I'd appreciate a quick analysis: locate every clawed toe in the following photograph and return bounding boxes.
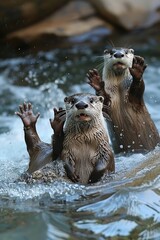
[130,55,147,81]
[133,56,146,68]
[16,102,39,127]
[18,102,32,113]
[87,69,99,78]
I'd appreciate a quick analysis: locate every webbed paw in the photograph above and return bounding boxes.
[129,56,147,81]
[50,108,66,135]
[87,69,104,91]
[15,102,40,128]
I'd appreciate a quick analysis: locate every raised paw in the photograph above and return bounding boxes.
[129,55,147,81]
[15,102,40,128]
[50,107,66,135]
[86,69,103,91]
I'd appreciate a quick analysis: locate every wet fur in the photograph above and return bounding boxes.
[88,48,160,154]
[62,93,114,184]
[106,81,159,153]
[17,94,114,184]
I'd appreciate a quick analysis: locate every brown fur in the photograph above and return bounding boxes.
[87,48,160,154]
[62,93,114,184]
[16,94,114,184]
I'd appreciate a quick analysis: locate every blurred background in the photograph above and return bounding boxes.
[0,0,160,55]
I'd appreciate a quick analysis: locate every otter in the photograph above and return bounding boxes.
[62,93,114,184]
[16,93,114,184]
[87,48,160,154]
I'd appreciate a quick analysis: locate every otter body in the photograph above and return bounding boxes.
[61,93,114,184]
[16,93,114,184]
[87,48,160,154]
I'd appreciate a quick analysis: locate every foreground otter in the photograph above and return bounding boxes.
[87,48,160,154]
[62,93,114,184]
[16,93,114,184]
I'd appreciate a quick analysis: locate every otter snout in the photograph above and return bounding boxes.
[75,101,88,110]
[114,51,124,58]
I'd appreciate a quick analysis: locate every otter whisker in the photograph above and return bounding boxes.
[107,39,115,48]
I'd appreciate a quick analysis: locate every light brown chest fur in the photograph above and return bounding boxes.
[61,129,109,184]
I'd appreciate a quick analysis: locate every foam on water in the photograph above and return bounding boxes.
[1,112,159,204]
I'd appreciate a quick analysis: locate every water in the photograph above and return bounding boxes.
[0,43,160,239]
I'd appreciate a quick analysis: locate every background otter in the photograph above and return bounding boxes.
[16,93,114,184]
[87,48,160,154]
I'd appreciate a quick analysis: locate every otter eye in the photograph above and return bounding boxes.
[90,98,94,103]
[109,49,116,55]
[130,49,134,54]
[71,98,75,105]
[125,49,129,54]
[64,97,68,102]
[99,96,104,103]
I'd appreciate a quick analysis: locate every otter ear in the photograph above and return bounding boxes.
[64,97,68,102]
[129,49,134,54]
[99,96,104,103]
[104,49,109,54]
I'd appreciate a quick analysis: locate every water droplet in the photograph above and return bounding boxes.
[54,63,58,67]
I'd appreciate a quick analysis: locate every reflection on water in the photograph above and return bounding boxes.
[0,45,160,239]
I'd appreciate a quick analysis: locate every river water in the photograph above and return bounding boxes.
[0,40,160,239]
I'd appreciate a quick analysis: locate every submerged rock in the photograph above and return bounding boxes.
[6,0,112,47]
[1,0,160,53]
[0,0,68,36]
[88,0,160,30]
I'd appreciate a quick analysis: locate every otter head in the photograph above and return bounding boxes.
[103,48,134,78]
[64,93,104,125]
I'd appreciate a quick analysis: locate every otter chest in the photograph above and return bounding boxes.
[61,135,99,184]
[106,86,126,114]
[62,136,98,164]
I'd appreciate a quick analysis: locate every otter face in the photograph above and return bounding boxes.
[103,48,134,75]
[64,93,104,122]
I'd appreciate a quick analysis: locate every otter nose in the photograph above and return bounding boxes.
[75,101,88,109]
[114,52,124,58]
